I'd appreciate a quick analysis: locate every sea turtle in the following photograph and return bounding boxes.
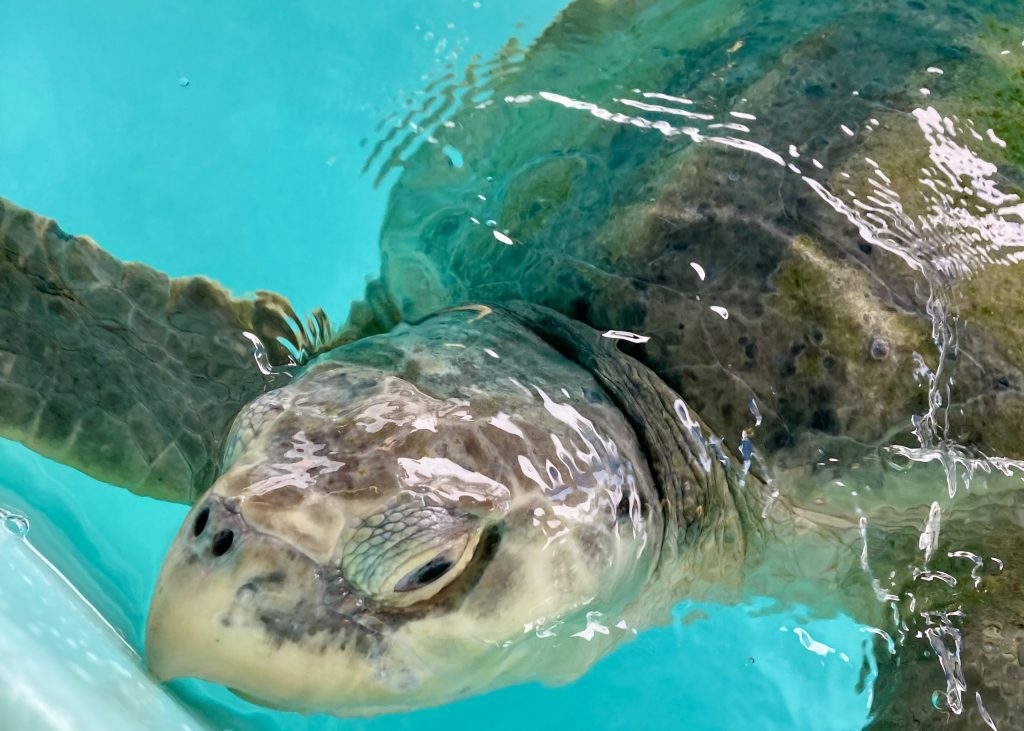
[3,0,1024,727]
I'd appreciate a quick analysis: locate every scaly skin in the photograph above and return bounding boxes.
[0,198,304,501]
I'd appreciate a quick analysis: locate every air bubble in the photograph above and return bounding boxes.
[1,510,28,537]
[177,76,190,88]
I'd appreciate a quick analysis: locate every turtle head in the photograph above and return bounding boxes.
[146,314,664,716]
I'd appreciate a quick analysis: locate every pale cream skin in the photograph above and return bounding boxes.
[146,312,669,716]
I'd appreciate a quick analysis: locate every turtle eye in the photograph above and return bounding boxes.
[394,553,456,593]
[342,507,484,605]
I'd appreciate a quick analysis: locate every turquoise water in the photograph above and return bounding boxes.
[0,437,871,730]
[0,1,907,728]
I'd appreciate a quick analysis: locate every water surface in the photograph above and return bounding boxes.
[5,0,1024,728]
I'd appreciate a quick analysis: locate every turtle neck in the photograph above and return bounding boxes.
[493,300,772,566]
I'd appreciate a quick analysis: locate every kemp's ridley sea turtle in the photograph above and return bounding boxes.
[4,0,1024,728]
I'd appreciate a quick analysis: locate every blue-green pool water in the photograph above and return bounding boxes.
[0,2,882,728]
[0,436,872,730]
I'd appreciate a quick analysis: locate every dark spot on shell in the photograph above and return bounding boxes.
[744,341,758,359]
[766,428,795,452]
[823,355,836,370]
[811,408,839,434]
[804,84,826,98]
[858,242,873,255]
[790,342,806,356]
[780,360,797,378]
[869,338,890,360]
[938,45,965,61]
[809,327,825,345]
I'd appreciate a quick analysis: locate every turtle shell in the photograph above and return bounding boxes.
[375,0,1024,460]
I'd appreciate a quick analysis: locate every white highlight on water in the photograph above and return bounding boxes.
[602,330,651,344]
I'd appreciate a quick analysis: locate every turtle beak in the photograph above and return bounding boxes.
[144,494,407,714]
[146,496,260,684]
[146,564,278,689]
[146,563,235,683]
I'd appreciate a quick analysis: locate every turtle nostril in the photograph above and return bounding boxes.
[192,507,210,537]
[211,529,234,557]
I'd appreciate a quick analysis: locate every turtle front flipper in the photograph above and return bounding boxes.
[0,197,305,503]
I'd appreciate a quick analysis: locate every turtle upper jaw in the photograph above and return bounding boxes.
[143,491,596,717]
[145,495,407,714]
